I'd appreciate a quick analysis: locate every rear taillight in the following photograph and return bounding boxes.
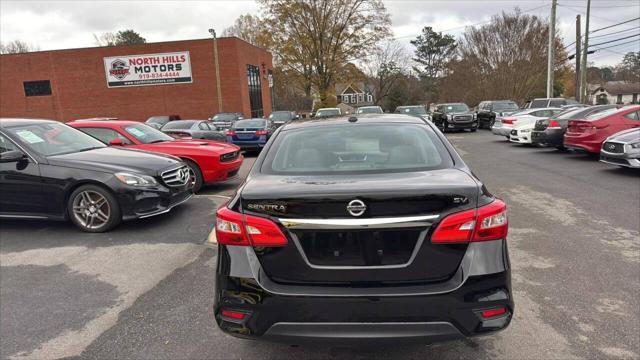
[431,199,508,244]
[215,207,288,247]
[255,129,268,136]
[548,120,561,129]
[502,119,515,125]
[226,130,236,136]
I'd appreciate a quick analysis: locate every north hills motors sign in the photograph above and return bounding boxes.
[103,51,192,88]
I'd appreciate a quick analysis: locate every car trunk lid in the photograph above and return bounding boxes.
[241,169,479,285]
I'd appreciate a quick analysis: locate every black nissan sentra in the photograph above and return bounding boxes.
[214,114,512,343]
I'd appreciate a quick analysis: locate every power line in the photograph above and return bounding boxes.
[592,38,640,51]
[590,17,640,33]
[589,26,640,39]
[557,4,618,22]
[589,33,640,47]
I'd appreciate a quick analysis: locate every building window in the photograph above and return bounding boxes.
[617,94,623,104]
[633,93,638,104]
[247,65,263,118]
[23,80,52,97]
[358,94,363,102]
[367,94,373,102]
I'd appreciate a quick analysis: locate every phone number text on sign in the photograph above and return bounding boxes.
[103,51,193,88]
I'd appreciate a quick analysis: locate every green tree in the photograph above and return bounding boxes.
[411,27,457,79]
[94,30,146,46]
[260,0,392,107]
[615,52,640,82]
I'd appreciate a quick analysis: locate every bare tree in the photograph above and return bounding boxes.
[222,14,270,48]
[363,40,410,106]
[0,40,39,54]
[439,10,568,105]
[260,0,392,107]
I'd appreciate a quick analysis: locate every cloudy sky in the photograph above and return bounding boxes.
[1,0,638,67]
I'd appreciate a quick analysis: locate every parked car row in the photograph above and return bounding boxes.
[0,117,244,232]
[490,105,640,169]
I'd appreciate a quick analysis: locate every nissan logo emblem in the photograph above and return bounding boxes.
[346,199,367,217]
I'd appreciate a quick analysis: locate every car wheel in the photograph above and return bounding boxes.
[470,128,477,132]
[490,119,495,128]
[438,121,447,133]
[184,159,203,193]
[555,146,567,151]
[68,185,121,233]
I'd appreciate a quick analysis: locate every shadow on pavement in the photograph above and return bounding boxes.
[0,196,220,252]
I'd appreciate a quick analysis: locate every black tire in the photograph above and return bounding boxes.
[184,159,203,193]
[555,145,567,151]
[68,184,121,233]
[470,128,477,132]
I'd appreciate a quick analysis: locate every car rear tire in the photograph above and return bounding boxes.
[68,184,121,233]
[470,128,477,132]
[184,159,203,193]
[555,146,567,151]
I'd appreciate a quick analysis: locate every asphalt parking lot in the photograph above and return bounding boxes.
[1,131,638,360]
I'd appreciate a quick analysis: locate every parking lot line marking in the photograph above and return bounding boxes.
[206,227,218,245]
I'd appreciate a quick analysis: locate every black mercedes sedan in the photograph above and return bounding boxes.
[213,114,512,344]
[0,119,193,232]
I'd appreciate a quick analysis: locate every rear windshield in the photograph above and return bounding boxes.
[530,99,549,108]
[162,121,195,129]
[147,116,169,124]
[586,107,625,120]
[492,102,519,111]
[357,107,383,114]
[213,113,241,121]
[233,119,266,128]
[396,106,427,115]
[262,124,452,175]
[316,109,340,117]
[269,112,292,121]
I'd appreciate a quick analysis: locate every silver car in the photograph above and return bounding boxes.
[160,120,226,142]
[492,108,563,138]
[600,128,640,168]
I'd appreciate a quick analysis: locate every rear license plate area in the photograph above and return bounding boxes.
[294,229,422,267]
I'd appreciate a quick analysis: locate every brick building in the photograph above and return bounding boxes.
[0,37,273,122]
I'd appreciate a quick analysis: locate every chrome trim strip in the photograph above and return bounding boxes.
[278,215,439,229]
[137,193,193,219]
[288,229,429,270]
[0,214,48,219]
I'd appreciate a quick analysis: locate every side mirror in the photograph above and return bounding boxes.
[0,150,26,163]
[109,138,124,146]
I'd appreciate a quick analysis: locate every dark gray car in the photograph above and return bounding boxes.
[146,115,181,129]
[209,112,244,130]
[161,120,226,142]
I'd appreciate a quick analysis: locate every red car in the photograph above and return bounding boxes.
[564,105,640,154]
[68,120,243,191]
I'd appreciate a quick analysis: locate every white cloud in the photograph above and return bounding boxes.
[0,0,637,67]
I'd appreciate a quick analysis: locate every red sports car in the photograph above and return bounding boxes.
[564,105,640,154]
[69,120,243,192]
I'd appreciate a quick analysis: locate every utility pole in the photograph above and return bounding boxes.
[580,0,591,103]
[546,0,557,98]
[209,28,223,112]
[575,15,581,101]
